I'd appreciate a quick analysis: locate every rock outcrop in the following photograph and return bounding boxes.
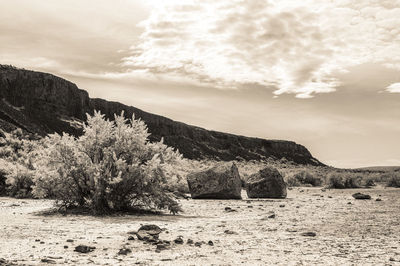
[187,163,242,199]
[245,167,287,198]
[0,65,323,165]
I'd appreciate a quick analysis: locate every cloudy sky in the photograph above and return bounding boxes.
[1,0,400,168]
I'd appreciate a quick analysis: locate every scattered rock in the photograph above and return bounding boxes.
[301,232,317,237]
[268,214,276,219]
[66,239,74,243]
[156,243,169,252]
[208,240,214,246]
[347,202,352,205]
[135,224,162,243]
[194,242,202,247]
[40,258,56,264]
[128,236,135,241]
[352,193,371,200]
[63,246,68,249]
[74,245,96,253]
[245,167,287,198]
[279,204,285,208]
[187,239,194,245]
[224,207,237,212]
[187,163,242,199]
[118,248,132,255]
[376,198,382,201]
[224,230,237,235]
[174,237,184,244]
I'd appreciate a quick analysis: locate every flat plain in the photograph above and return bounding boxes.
[1,186,399,265]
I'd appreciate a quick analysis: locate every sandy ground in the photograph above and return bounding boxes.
[1,187,399,266]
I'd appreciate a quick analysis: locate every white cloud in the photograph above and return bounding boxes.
[123,0,400,98]
[386,83,400,93]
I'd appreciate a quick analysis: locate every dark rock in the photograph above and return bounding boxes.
[187,163,242,199]
[194,242,202,247]
[74,245,96,253]
[224,230,237,235]
[352,193,371,200]
[268,214,276,219]
[0,66,322,165]
[245,167,287,198]
[66,239,74,242]
[64,246,68,249]
[135,224,162,242]
[376,198,382,201]
[156,243,169,251]
[279,204,285,208]
[41,258,56,264]
[187,239,194,245]
[128,236,135,241]
[118,248,132,255]
[174,237,184,244]
[208,240,214,246]
[224,207,236,212]
[301,232,317,237]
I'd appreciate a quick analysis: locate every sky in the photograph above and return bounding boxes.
[1,0,400,168]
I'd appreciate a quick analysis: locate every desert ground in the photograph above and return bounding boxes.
[1,186,399,266]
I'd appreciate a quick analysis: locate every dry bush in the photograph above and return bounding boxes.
[386,173,400,187]
[326,172,362,189]
[287,170,323,187]
[33,111,183,214]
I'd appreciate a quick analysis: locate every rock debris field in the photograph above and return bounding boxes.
[1,187,399,265]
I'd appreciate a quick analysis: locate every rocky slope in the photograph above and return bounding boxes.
[0,65,323,165]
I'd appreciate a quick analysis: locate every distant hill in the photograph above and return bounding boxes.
[355,166,400,173]
[0,64,323,165]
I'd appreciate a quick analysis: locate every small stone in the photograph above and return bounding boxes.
[156,244,168,251]
[66,239,74,243]
[268,214,276,219]
[41,258,56,264]
[187,239,194,245]
[208,240,214,246]
[194,242,202,247]
[224,230,237,235]
[224,207,236,212]
[301,232,317,237]
[376,198,382,201]
[118,248,132,255]
[279,204,285,208]
[40,241,45,244]
[352,193,371,200]
[63,246,68,249]
[347,202,352,205]
[35,239,40,242]
[389,258,395,262]
[174,237,184,244]
[128,236,135,241]
[74,245,96,253]
[247,205,253,208]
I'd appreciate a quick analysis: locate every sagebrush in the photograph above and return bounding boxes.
[33,111,183,214]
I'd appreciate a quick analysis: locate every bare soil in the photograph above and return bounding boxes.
[1,187,399,265]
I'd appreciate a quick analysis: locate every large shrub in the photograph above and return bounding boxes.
[326,173,362,189]
[33,111,183,214]
[286,170,323,187]
[0,129,38,198]
[386,173,400,188]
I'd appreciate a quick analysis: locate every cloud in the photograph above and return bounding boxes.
[386,83,400,93]
[123,0,400,98]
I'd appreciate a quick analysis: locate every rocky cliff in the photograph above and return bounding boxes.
[0,65,323,165]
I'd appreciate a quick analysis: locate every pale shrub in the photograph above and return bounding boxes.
[33,111,183,214]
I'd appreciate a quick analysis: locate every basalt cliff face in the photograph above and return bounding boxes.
[0,65,323,165]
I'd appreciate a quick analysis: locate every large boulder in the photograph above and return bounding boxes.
[245,167,287,198]
[187,163,242,199]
